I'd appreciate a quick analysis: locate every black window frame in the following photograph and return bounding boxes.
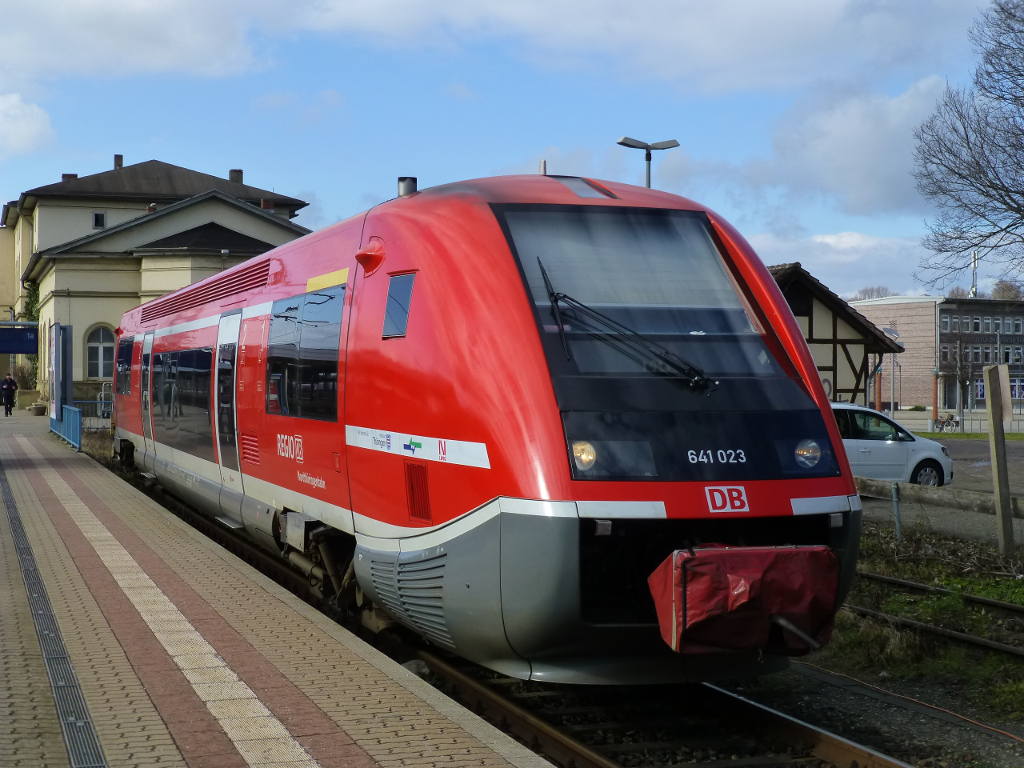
[92,212,106,229]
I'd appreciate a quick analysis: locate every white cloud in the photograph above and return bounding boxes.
[761,77,946,214]
[656,76,947,222]
[293,0,977,92]
[749,231,934,297]
[0,94,53,158]
[0,1,978,93]
[0,1,273,86]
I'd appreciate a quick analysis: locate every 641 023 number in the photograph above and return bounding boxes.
[687,449,747,464]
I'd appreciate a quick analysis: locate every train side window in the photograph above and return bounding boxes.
[266,285,344,421]
[116,336,133,395]
[298,286,344,420]
[383,273,416,338]
[267,296,301,416]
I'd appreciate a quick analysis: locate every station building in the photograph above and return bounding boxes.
[0,156,309,400]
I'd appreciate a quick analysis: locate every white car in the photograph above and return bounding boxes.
[831,403,953,486]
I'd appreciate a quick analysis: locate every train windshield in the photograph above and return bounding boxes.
[499,205,777,378]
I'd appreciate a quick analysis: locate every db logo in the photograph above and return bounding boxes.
[705,486,749,513]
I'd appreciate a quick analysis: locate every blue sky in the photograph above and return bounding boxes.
[0,0,994,297]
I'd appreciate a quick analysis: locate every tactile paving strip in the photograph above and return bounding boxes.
[0,459,107,768]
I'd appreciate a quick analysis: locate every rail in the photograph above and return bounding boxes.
[50,405,82,450]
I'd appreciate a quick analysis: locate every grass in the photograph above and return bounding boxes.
[808,519,1024,721]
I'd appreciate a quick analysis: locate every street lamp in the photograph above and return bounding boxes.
[617,136,679,188]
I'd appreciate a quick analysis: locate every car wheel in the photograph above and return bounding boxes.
[911,460,943,486]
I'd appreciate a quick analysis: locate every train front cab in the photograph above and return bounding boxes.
[352,184,861,684]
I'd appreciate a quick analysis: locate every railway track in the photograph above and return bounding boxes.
[849,570,1024,658]
[416,651,912,768]
[120,468,913,767]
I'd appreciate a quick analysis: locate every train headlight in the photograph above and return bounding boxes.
[794,439,822,469]
[572,440,598,471]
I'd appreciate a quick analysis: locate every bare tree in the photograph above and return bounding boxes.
[914,1,1024,281]
[947,285,971,298]
[851,285,895,300]
[991,279,1024,299]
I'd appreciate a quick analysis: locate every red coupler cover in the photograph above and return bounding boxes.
[647,545,838,654]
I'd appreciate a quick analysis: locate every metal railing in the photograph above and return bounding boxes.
[72,400,112,419]
[50,405,82,450]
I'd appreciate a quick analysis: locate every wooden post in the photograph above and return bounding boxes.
[931,371,939,431]
[984,364,1015,554]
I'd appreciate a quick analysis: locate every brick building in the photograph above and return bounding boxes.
[851,295,1024,412]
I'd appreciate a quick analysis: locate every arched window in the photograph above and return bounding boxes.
[87,326,115,378]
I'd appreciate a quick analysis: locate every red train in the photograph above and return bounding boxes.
[113,174,861,684]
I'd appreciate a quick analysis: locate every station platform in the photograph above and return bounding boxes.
[0,413,552,768]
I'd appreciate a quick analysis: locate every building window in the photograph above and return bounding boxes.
[974,345,982,362]
[941,314,950,332]
[92,212,106,229]
[87,326,115,378]
[973,317,981,332]
[994,317,1002,333]
[940,344,949,362]
[984,317,992,333]
[952,316,960,332]
[1006,347,1013,364]
[1017,318,1023,334]
[1016,346,1023,363]
[984,346,992,363]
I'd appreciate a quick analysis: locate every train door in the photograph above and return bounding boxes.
[214,313,244,523]
[140,332,155,471]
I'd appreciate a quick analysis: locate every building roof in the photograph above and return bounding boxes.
[23,189,310,282]
[138,222,274,252]
[15,159,306,216]
[768,262,903,354]
[849,294,944,306]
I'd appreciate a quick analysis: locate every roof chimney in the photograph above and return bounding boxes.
[397,177,418,197]
[259,199,273,210]
[114,154,123,169]
[229,169,244,184]
[61,173,78,182]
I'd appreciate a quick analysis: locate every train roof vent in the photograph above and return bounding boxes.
[551,175,618,199]
[140,260,271,323]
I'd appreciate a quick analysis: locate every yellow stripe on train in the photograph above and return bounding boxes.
[306,267,349,292]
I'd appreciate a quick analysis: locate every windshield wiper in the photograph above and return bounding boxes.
[537,258,573,361]
[536,258,717,392]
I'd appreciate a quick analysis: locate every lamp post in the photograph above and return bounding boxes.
[882,326,902,417]
[617,136,679,188]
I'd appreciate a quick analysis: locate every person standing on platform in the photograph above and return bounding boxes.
[1,373,17,416]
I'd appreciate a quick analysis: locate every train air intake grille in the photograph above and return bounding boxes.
[239,434,260,465]
[370,553,453,649]
[140,261,271,323]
